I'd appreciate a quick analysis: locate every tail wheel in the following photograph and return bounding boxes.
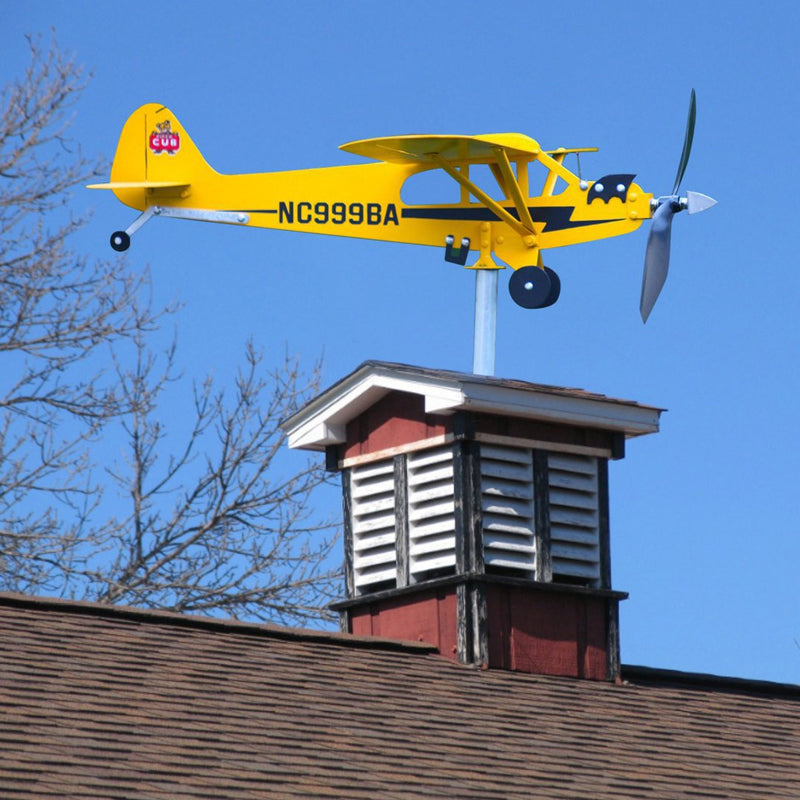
[110,231,130,252]
[509,265,559,309]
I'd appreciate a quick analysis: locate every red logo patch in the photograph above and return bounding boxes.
[149,120,180,155]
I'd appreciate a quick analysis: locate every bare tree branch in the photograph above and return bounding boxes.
[0,36,340,625]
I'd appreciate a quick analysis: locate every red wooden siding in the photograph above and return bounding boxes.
[344,393,451,459]
[343,392,619,461]
[348,582,610,679]
[473,412,618,453]
[485,584,608,679]
[349,587,459,662]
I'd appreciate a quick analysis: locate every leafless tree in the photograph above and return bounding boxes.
[88,340,339,624]
[0,36,339,625]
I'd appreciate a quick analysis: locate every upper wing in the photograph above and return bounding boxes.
[339,134,542,164]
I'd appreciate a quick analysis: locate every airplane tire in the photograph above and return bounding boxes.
[110,231,130,252]
[509,265,552,309]
[541,267,561,307]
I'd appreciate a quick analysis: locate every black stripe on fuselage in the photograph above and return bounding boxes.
[401,205,621,232]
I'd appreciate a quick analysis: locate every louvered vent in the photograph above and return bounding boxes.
[481,444,536,574]
[350,460,397,593]
[407,446,456,581]
[548,453,600,585]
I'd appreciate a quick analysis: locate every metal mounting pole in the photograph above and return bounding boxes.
[472,269,498,376]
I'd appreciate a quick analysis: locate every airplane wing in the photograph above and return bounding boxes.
[339,134,542,164]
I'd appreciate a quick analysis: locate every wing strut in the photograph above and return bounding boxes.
[492,148,536,232]
[430,154,537,246]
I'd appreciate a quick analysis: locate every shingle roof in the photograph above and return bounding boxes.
[2,592,798,800]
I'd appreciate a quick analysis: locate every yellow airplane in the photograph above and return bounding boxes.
[89,93,714,321]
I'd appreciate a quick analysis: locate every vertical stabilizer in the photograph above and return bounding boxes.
[104,103,214,209]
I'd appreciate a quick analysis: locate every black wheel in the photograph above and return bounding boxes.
[541,267,561,308]
[509,265,552,309]
[110,231,130,252]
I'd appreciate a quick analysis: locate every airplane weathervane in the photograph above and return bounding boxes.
[89,91,715,371]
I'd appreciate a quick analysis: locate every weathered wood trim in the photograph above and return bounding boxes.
[453,441,469,575]
[464,437,486,667]
[453,439,484,575]
[339,607,351,634]
[394,453,410,589]
[341,468,355,599]
[456,582,471,664]
[467,440,484,574]
[533,450,552,583]
[339,433,454,469]
[452,411,476,440]
[598,457,611,590]
[325,445,340,472]
[330,572,628,611]
[474,432,613,459]
[607,598,621,681]
[471,580,489,666]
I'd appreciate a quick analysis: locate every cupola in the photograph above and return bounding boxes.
[283,361,661,681]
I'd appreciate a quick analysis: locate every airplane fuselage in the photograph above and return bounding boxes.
[115,159,651,271]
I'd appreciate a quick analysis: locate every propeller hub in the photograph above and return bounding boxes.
[651,195,686,213]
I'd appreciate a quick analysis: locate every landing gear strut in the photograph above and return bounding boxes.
[106,207,251,253]
[508,265,560,309]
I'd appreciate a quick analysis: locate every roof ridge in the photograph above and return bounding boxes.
[622,663,800,697]
[0,591,439,655]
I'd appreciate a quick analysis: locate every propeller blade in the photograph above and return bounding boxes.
[640,201,677,322]
[672,89,696,196]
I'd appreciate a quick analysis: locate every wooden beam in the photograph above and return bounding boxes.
[533,450,552,582]
[341,469,355,599]
[394,454,410,588]
[598,458,611,590]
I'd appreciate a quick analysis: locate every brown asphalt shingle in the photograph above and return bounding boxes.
[1,593,798,799]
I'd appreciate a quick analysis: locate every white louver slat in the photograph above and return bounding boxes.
[548,453,600,584]
[350,460,397,592]
[480,444,536,573]
[407,446,456,580]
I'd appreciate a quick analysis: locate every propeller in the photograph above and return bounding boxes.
[639,89,717,322]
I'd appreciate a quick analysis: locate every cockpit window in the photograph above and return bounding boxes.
[400,158,567,206]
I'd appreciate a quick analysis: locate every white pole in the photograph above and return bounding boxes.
[472,269,498,375]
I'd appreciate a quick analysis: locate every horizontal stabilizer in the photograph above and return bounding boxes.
[87,181,190,190]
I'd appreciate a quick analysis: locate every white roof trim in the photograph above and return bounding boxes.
[457,383,659,433]
[284,363,661,451]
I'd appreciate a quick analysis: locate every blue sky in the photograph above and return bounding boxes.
[5,1,800,683]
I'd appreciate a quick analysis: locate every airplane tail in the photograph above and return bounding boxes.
[90,104,215,209]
